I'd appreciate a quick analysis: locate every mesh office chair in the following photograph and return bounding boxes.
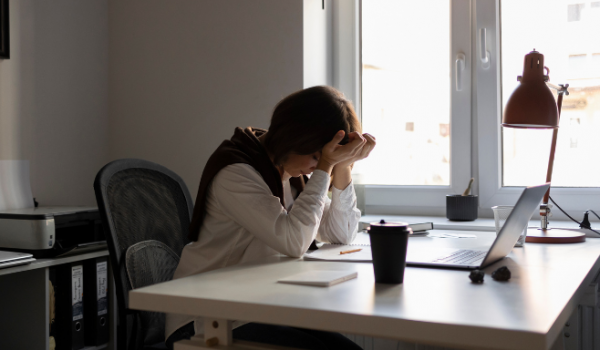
[94,159,193,350]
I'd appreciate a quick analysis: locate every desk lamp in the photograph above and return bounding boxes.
[502,49,585,243]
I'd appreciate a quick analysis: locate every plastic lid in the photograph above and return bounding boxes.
[368,219,411,234]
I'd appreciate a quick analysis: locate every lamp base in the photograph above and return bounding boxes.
[525,228,586,243]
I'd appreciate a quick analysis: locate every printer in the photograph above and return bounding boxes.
[0,206,105,258]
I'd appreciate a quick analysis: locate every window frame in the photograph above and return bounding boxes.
[334,0,600,219]
[333,0,473,216]
[475,0,600,220]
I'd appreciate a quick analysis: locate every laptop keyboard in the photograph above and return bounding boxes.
[432,249,487,265]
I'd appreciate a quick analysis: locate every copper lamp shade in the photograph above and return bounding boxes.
[502,50,559,129]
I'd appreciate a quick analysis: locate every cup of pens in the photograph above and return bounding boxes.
[446,178,478,221]
[367,220,411,284]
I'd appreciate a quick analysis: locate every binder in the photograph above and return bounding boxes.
[54,263,85,350]
[49,268,57,350]
[83,257,109,346]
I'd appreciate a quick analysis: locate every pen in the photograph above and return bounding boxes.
[340,248,362,255]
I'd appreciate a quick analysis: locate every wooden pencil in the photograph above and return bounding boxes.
[340,248,362,255]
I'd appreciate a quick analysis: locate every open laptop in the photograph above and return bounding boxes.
[0,250,36,269]
[406,183,550,270]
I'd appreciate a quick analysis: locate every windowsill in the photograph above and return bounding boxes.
[360,214,587,232]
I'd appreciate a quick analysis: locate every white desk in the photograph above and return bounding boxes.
[129,231,600,350]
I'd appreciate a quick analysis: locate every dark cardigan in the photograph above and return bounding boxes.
[188,127,306,242]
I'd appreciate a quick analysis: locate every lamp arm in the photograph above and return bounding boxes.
[542,83,569,205]
[540,83,569,228]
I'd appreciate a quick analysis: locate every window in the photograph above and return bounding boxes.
[568,54,587,77]
[359,1,451,186]
[333,0,471,214]
[500,0,600,189]
[593,53,600,76]
[476,0,600,217]
[333,0,599,217]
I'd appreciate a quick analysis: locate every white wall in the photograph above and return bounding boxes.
[0,0,109,206]
[0,0,320,206]
[108,0,304,197]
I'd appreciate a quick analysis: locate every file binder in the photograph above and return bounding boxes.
[49,267,57,350]
[84,257,109,346]
[54,263,85,350]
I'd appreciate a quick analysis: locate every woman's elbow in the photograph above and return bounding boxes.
[285,247,306,259]
[280,239,308,258]
[337,235,354,245]
[331,224,358,245]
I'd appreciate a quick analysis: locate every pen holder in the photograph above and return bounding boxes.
[446,195,478,221]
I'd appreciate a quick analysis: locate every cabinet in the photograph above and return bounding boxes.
[0,250,116,350]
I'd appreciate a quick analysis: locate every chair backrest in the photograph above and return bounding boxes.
[94,159,192,349]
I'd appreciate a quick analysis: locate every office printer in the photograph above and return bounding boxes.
[0,206,105,258]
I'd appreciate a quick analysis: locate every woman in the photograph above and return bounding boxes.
[166,86,376,349]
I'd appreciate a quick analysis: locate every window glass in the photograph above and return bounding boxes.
[501,0,600,187]
[592,53,600,76]
[568,54,587,77]
[359,0,450,185]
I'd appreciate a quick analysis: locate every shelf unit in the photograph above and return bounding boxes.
[0,250,116,350]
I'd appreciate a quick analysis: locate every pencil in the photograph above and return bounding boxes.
[340,248,362,255]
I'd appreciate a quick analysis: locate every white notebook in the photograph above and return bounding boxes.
[277,270,358,287]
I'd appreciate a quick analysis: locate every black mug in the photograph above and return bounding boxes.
[368,220,411,284]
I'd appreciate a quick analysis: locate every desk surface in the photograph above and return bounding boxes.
[129,231,600,350]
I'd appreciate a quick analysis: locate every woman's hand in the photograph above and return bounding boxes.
[316,130,366,174]
[335,132,376,170]
[331,133,376,190]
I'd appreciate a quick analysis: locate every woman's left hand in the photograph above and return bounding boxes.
[335,132,376,170]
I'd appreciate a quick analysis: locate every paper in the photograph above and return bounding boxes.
[304,244,373,262]
[0,160,34,211]
[428,232,476,239]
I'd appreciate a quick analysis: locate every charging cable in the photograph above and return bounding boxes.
[548,196,600,236]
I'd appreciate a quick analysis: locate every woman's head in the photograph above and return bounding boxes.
[262,86,361,176]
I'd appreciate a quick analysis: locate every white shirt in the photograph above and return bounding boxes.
[165,163,361,340]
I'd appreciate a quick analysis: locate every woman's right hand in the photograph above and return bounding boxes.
[317,130,365,174]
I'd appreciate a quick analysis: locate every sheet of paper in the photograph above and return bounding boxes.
[428,233,476,239]
[304,244,373,262]
[0,160,34,211]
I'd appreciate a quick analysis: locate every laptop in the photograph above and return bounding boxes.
[0,250,36,269]
[406,183,550,269]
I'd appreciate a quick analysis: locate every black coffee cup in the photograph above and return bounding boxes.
[368,220,411,284]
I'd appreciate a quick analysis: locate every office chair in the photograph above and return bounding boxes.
[94,159,193,350]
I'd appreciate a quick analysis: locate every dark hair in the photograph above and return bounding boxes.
[263,86,361,166]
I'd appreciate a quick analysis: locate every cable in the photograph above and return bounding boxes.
[548,196,600,236]
[548,196,580,224]
[589,210,600,221]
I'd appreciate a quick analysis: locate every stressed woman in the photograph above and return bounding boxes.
[165,86,376,350]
